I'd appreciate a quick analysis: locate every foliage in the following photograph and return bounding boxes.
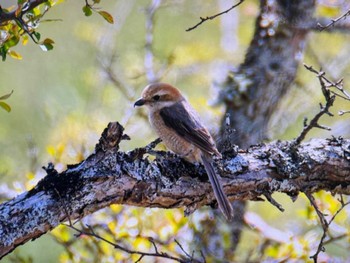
[0,90,13,112]
[0,0,113,60]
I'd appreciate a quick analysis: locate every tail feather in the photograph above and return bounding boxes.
[201,154,234,221]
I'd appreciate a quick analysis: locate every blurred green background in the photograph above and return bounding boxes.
[1,0,350,262]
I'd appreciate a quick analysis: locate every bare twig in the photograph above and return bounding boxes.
[339,110,350,116]
[57,183,202,263]
[100,55,135,101]
[99,55,149,126]
[323,233,347,245]
[263,193,285,212]
[317,9,350,31]
[292,64,350,145]
[304,64,350,100]
[305,192,350,263]
[64,221,201,263]
[175,239,192,259]
[186,0,245,32]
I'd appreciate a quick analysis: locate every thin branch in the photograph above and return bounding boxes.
[304,64,350,100]
[100,55,134,101]
[305,192,350,263]
[263,193,285,212]
[339,110,350,116]
[317,9,350,31]
[186,0,245,32]
[175,239,192,259]
[292,64,350,145]
[323,233,347,245]
[99,55,149,124]
[58,188,203,263]
[65,223,203,263]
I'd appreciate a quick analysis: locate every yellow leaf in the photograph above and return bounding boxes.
[8,50,22,60]
[22,35,28,46]
[47,145,56,156]
[57,143,65,157]
[108,221,117,232]
[134,237,150,250]
[26,172,35,180]
[52,225,71,242]
[98,11,114,24]
[110,204,122,213]
[0,101,11,112]
[317,6,340,17]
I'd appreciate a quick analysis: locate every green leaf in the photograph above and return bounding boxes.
[0,90,13,100]
[39,38,54,51]
[93,0,101,3]
[98,11,114,24]
[0,47,7,61]
[82,5,93,17]
[0,101,11,112]
[4,35,20,49]
[33,31,41,42]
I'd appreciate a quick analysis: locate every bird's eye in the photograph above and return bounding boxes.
[153,95,160,101]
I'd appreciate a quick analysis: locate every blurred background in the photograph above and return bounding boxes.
[1,0,350,262]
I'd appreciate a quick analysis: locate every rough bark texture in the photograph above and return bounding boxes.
[0,122,349,259]
[219,0,316,146]
[217,0,316,251]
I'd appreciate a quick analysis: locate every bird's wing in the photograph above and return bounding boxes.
[159,101,217,156]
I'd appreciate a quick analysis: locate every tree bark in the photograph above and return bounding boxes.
[219,0,316,146]
[0,122,349,259]
[217,0,316,251]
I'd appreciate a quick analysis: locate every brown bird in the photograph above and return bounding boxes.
[134,83,233,221]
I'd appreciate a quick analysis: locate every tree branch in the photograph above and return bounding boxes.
[317,9,350,32]
[0,0,48,24]
[186,0,245,32]
[306,193,350,263]
[65,223,198,263]
[0,122,350,259]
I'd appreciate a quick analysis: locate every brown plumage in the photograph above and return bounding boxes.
[134,83,234,221]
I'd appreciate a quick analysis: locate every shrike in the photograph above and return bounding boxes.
[134,83,233,221]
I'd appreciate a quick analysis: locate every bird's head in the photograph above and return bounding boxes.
[134,83,184,110]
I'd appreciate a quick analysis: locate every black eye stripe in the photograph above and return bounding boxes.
[153,95,160,101]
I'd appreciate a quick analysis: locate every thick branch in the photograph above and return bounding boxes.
[0,122,349,259]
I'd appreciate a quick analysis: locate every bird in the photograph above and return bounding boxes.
[134,83,234,221]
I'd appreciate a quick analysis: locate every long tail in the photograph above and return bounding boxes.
[201,154,234,221]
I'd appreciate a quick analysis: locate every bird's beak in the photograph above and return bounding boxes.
[134,98,146,107]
